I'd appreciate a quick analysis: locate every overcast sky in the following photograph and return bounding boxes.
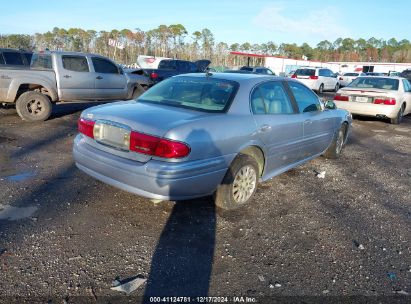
[1,0,410,46]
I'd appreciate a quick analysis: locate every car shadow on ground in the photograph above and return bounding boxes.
[143,197,216,300]
[50,101,110,120]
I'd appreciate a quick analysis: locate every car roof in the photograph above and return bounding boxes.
[356,76,403,80]
[181,72,280,79]
[174,72,291,86]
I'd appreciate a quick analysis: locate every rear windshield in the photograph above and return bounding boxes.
[30,53,52,69]
[137,76,238,112]
[344,73,359,76]
[348,77,399,90]
[295,69,315,76]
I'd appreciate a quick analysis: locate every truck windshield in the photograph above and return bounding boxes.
[348,77,399,90]
[31,53,52,69]
[137,76,238,112]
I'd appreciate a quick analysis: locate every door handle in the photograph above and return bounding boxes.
[259,124,272,132]
[63,75,71,78]
[0,75,11,79]
[96,76,103,80]
[304,119,313,125]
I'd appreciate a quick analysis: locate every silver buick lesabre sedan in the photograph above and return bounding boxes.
[73,73,352,210]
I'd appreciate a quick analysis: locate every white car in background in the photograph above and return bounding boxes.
[334,76,411,124]
[339,72,365,87]
[291,67,339,93]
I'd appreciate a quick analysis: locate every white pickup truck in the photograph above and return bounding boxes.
[0,51,145,121]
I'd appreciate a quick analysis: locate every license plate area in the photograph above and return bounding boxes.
[355,96,370,103]
[93,121,131,151]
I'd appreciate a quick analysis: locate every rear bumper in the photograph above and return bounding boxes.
[73,135,229,200]
[334,101,399,118]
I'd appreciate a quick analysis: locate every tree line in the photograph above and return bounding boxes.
[1,25,411,67]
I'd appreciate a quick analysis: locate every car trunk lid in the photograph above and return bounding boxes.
[338,88,396,103]
[80,101,210,163]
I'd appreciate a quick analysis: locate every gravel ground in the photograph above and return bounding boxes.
[0,97,410,304]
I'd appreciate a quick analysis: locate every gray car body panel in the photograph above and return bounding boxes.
[73,73,352,200]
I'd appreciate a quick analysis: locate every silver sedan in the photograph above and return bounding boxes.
[73,73,352,210]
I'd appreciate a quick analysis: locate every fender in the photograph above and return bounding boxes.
[5,71,58,103]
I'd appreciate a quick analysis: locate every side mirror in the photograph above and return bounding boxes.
[324,100,337,110]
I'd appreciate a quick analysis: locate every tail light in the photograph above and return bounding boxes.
[309,75,319,80]
[374,98,396,105]
[150,72,158,80]
[130,131,190,158]
[291,74,296,78]
[339,77,344,80]
[334,94,349,101]
[78,118,95,138]
[78,118,190,158]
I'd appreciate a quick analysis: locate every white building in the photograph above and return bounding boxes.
[229,52,411,75]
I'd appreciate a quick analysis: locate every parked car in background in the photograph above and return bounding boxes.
[400,69,411,82]
[0,51,145,121]
[142,59,210,84]
[334,76,411,124]
[339,72,366,87]
[291,67,339,93]
[239,66,276,75]
[365,72,385,76]
[0,48,32,68]
[73,73,351,210]
[388,71,401,77]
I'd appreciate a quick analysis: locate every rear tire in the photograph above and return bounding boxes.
[390,104,404,124]
[16,91,52,122]
[324,124,347,159]
[215,154,259,210]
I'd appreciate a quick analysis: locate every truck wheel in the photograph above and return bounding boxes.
[214,154,259,210]
[16,91,52,122]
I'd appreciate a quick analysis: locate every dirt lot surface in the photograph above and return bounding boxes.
[0,96,410,303]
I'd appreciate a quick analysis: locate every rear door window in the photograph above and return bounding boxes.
[3,52,25,65]
[288,81,322,112]
[251,81,294,114]
[62,55,89,72]
[92,57,119,74]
